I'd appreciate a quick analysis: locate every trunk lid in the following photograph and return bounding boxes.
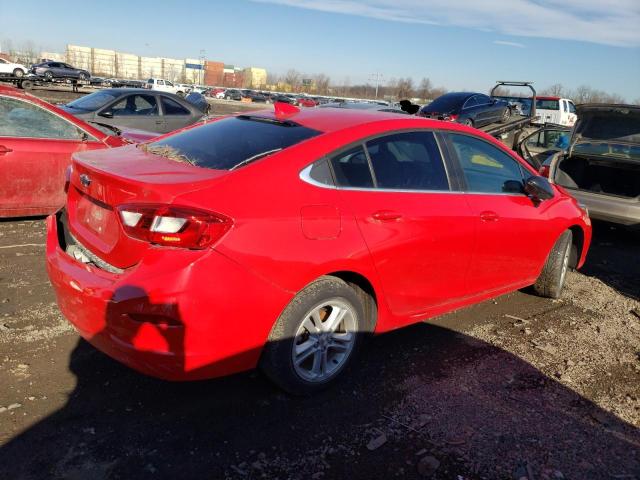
[67,145,225,269]
[572,104,640,148]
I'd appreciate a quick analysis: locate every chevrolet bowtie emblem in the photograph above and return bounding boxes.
[80,174,91,187]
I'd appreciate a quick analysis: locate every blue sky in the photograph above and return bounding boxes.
[1,0,638,100]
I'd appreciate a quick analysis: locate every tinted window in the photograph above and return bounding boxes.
[463,96,479,109]
[0,96,83,140]
[147,116,321,170]
[568,102,576,114]
[110,95,158,116]
[422,94,467,113]
[162,97,189,115]
[65,90,119,111]
[536,99,560,111]
[366,132,449,190]
[450,133,525,194]
[308,159,334,186]
[330,145,374,188]
[476,95,491,104]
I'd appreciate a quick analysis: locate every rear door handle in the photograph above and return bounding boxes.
[372,210,402,221]
[480,210,499,222]
[0,145,13,155]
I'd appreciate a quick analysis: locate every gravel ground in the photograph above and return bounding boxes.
[0,219,638,480]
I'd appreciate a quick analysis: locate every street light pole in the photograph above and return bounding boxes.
[368,72,383,99]
[199,49,205,85]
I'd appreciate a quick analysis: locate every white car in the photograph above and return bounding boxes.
[145,78,185,96]
[0,58,28,77]
[533,96,578,127]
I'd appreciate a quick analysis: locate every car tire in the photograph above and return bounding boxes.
[13,68,24,78]
[177,91,185,97]
[500,108,511,123]
[533,230,573,299]
[78,73,88,81]
[260,276,372,395]
[463,118,473,127]
[43,71,53,80]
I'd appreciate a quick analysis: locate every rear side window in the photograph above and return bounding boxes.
[449,133,525,194]
[330,145,374,188]
[162,97,189,115]
[365,132,449,191]
[147,116,321,170]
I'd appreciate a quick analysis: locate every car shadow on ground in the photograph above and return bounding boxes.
[580,220,639,300]
[1,305,639,479]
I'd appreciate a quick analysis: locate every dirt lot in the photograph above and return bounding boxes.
[0,219,638,480]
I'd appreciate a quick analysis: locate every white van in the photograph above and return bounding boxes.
[533,96,577,126]
[145,78,184,96]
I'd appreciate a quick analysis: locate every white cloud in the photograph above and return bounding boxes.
[493,40,526,48]
[252,0,640,47]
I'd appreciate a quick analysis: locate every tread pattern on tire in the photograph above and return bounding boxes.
[533,230,572,299]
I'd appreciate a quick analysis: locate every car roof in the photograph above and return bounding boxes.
[246,106,443,134]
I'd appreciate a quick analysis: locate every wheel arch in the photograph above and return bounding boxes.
[567,224,585,269]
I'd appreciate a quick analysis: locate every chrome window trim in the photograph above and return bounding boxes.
[299,164,338,190]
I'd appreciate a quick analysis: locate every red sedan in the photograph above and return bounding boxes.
[46,104,591,394]
[0,86,130,217]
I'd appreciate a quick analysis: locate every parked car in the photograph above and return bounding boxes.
[296,96,317,107]
[46,105,591,394]
[535,104,639,228]
[319,101,409,114]
[0,57,29,77]
[533,96,578,127]
[30,61,91,81]
[209,88,226,99]
[61,88,207,134]
[224,89,242,101]
[419,92,511,127]
[145,78,185,96]
[242,90,267,103]
[0,85,127,217]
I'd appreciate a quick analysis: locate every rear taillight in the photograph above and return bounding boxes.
[117,204,232,249]
[539,165,550,178]
[447,114,458,121]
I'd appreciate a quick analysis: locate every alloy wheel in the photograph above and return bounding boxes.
[292,299,357,383]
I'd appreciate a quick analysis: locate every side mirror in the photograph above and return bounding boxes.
[525,175,555,204]
[99,111,113,119]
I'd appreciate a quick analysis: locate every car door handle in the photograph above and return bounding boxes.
[480,211,499,222]
[372,210,402,221]
[0,145,13,155]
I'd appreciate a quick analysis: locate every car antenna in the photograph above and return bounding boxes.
[274,101,300,118]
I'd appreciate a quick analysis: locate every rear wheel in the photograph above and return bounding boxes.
[463,118,473,127]
[43,71,53,80]
[78,73,88,81]
[260,277,368,395]
[533,230,572,299]
[13,68,24,78]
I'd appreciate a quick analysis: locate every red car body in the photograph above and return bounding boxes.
[46,107,591,382]
[0,86,158,217]
[296,97,318,107]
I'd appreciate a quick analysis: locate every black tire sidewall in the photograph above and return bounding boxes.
[260,277,366,395]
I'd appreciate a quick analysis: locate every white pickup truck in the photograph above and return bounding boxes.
[532,96,577,127]
[145,78,186,96]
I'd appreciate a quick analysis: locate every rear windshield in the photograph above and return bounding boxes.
[66,91,119,111]
[146,116,321,170]
[536,99,560,111]
[422,94,467,113]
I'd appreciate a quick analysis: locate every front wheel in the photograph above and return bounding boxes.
[533,230,573,299]
[260,277,369,395]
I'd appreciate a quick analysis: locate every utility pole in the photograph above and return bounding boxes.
[368,72,383,99]
[199,49,205,86]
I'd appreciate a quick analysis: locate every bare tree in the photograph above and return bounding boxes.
[417,77,432,100]
[313,73,331,95]
[395,77,414,100]
[541,83,566,97]
[284,69,301,91]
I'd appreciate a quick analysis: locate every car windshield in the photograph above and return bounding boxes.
[66,91,119,111]
[422,94,468,113]
[144,115,321,170]
[536,99,560,111]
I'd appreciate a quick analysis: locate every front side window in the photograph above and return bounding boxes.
[525,129,570,150]
[161,97,189,115]
[568,102,577,114]
[330,145,373,188]
[365,132,449,191]
[463,96,479,109]
[475,94,491,105]
[109,95,158,116]
[0,96,84,140]
[449,133,525,194]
